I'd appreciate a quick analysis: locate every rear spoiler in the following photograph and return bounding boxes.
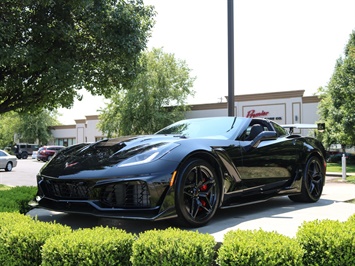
[282,124,318,134]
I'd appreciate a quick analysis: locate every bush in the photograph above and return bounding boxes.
[131,228,216,266]
[0,186,37,213]
[0,213,72,266]
[41,227,135,266]
[217,229,303,266]
[345,213,355,225]
[296,219,355,265]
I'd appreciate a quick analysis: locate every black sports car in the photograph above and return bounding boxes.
[34,117,326,227]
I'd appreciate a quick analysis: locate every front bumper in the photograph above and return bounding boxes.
[34,174,177,221]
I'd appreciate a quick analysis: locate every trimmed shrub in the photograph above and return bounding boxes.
[346,213,355,225]
[217,229,303,266]
[0,212,34,265]
[131,228,216,266]
[296,219,355,265]
[0,214,72,266]
[0,186,37,213]
[41,226,135,266]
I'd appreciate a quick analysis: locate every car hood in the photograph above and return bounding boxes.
[39,135,183,178]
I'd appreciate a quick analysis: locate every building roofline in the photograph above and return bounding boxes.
[302,95,320,103]
[50,124,76,130]
[189,102,227,111]
[234,90,305,102]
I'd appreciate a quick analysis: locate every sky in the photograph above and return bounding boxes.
[58,0,355,124]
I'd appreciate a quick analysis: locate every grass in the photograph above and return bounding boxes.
[326,163,355,185]
[0,184,10,191]
[326,163,355,173]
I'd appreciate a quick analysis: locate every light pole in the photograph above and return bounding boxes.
[227,0,235,116]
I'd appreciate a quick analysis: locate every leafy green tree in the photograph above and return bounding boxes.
[0,112,20,149]
[0,0,155,115]
[16,110,60,144]
[99,48,195,136]
[318,30,355,150]
[0,110,59,148]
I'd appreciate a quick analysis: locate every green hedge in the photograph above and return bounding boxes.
[131,228,216,266]
[217,229,303,266]
[296,218,355,265]
[0,186,37,213]
[41,227,135,266]
[1,207,355,265]
[0,212,71,266]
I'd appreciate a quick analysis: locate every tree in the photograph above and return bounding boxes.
[0,110,59,148]
[0,112,20,148]
[318,30,355,150]
[0,0,155,115]
[16,110,60,144]
[98,48,195,136]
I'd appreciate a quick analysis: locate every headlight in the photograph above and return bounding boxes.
[118,143,180,167]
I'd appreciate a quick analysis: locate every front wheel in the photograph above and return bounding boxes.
[5,162,13,172]
[174,159,221,227]
[289,156,325,203]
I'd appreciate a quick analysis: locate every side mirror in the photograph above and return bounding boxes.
[250,131,277,148]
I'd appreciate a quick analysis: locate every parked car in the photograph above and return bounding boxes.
[13,143,39,159]
[327,153,355,164]
[37,146,65,162]
[33,117,326,227]
[32,151,38,160]
[0,149,17,172]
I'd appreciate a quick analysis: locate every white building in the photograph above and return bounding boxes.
[50,90,320,145]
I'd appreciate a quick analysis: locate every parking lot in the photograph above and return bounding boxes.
[2,158,355,242]
[0,157,42,187]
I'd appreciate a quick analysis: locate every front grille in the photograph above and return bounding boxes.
[42,178,151,208]
[44,180,92,199]
[101,181,151,208]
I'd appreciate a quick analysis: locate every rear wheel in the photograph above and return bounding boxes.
[21,152,28,159]
[5,162,13,172]
[289,156,324,203]
[174,159,220,227]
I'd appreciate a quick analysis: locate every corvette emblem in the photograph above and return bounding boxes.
[65,162,78,168]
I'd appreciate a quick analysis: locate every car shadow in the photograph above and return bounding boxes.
[28,195,337,240]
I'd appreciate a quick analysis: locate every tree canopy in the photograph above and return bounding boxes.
[98,48,195,136]
[318,30,355,148]
[0,0,155,115]
[0,110,59,148]
[0,112,20,148]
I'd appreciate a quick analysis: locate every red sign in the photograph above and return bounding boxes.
[246,109,269,118]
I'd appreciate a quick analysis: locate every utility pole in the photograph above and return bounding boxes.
[227,0,235,116]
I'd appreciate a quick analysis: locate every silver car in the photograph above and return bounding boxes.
[0,149,17,172]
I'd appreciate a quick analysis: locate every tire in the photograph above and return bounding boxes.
[5,162,13,172]
[289,156,324,203]
[174,158,221,227]
[21,152,28,159]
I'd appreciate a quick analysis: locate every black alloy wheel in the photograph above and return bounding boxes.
[175,158,221,227]
[289,156,324,203]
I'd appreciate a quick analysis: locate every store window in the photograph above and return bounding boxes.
[55,138,76,147]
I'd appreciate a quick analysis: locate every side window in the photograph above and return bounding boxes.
[272,122,287,137]
[0,151,5,156]
[238,122,269,141]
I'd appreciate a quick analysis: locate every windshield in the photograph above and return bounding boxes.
[155,117,244,139]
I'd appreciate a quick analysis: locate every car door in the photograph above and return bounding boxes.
[0,151,6,168]
[234,120,302,191]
